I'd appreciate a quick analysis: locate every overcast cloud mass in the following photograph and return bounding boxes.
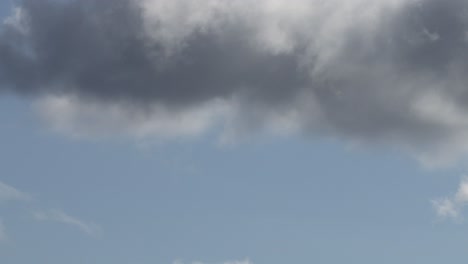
[2,0,468,165]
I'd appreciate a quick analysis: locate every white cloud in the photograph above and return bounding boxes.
[432,177,468,221]
[33,209,102,237]
[36,94,313,144]
[3,7,29,35]
[432,198,459,220]
[0,181,30,203]
[36,95,231,141]
[224,261,252,264]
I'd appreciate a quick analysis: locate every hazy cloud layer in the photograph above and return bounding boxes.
[3,0,468,164]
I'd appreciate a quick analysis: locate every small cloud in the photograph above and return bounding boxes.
[33,209,102,237]
[0,181,30,203]
[3,7,29,35]
[224,261,252,264]
[432,198,459,220]
[432,177,468,221]
[422,28,440,42]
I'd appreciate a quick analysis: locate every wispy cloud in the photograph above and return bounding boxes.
[432,177,468,221]
[33,209,102,237]
[0,181,101,240]
[0,181,30,203]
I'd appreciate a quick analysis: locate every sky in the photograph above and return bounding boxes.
[2,0,468,263]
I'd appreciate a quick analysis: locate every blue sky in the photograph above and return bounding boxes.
[2,0,468,263]
[1,95,468,264]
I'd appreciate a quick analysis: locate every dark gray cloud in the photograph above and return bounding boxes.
[3,0,468,165]
[0,0,308,106]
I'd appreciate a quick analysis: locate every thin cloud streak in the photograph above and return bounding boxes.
[33,209,102,237]
[0,181,102,240]
[0,181,30,203]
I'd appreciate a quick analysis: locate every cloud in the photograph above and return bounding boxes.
[432,177,468,221]
[0,182,100,241]
[4,0,468,164]
[36,94,231,140]
[33,209,102,237]
[223,261,252,264]
[0,181,30,203]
